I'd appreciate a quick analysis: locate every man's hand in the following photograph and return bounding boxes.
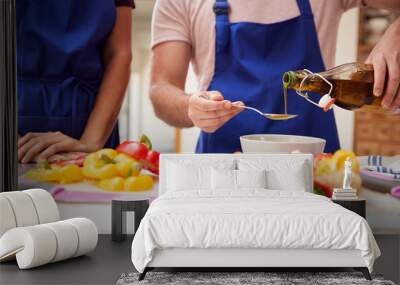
[366,18,400,110]
[188,91,244,133]
[18,132,99,163]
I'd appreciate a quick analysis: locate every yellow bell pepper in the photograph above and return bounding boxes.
[125,175,154,192]
[114,153,142,177]
[25,164,83,184]
[97,175,154,192]
[330,150,360,173]
[82,149,118,180]
[25,168,59,182]
[97,177,125,192]
[57,164,84,184]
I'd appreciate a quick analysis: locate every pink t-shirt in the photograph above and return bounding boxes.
[152,0,362,91]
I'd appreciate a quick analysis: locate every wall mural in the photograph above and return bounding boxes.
[12,2,400,234]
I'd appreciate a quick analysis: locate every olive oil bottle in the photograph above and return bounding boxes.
[282,63,387,111]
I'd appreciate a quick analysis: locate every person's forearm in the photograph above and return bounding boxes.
[150,82,194,128]
[80,53,131,150]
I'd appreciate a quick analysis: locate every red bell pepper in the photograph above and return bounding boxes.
[313,180,333,198]
[48,153,87,167]
[144,150,160,175]
[116,135,160,175]
[116,141,148,161]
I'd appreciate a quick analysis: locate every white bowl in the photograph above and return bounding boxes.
[240,134,326,154]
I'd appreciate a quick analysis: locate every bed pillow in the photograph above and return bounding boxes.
[166,160,235,192]
[211,169,267,191]
[211,168,236,190]
[236,169,267,189]
[237,159,308,191]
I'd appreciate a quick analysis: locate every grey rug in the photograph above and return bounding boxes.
[117,272,396,285]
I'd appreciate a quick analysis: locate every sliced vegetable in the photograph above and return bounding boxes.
[98,175,154,192]
[25,164,84,184]
[82,149,118,180]
[140,134,152,150]
[313,180,332,198]
[114,153,142,177]
[116,135,160,175]
[144,150,160,175]
[47,152,87,167]
[330,150,360,173]
[125,175,154,192]
[116,141,148,161]
[57,165,84,184]
[97,177,125,192]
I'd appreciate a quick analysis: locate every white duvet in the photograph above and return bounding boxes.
[131,190,380,273]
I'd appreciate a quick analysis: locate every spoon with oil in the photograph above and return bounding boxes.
[233,104,298,120]
[233,85,298,120]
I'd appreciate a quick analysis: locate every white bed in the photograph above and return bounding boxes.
[131,154,380,280]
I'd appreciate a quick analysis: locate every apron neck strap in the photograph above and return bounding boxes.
[296,0,313,18]
[213,0,229,22]
[213,0,313,21]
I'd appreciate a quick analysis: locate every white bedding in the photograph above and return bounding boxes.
[131,190,380,273]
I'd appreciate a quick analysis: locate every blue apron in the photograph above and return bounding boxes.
[16,0,120,148]
[196,0,340,153]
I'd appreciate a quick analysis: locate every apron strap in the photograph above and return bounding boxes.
[296,0,313,18]
[213,0,229,22]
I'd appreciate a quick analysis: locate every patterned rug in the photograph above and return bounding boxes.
[117,271,396,285]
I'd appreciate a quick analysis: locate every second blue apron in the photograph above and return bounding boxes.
[17,0,120,147]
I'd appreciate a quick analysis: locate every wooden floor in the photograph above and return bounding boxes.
[0,234,398,285]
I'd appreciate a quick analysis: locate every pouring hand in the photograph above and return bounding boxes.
[188,91,244,133]
[366,17,400,111]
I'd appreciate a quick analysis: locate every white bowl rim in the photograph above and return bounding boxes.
[240,134,326,144]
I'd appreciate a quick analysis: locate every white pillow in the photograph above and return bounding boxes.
[211,168,267,191]
[167,160,235,192]
[238,159,308,191]
[211,168,236,190]
[167,162,209,191]
[237,169,267,189]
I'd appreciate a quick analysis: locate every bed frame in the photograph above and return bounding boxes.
[138,154,372,281]
[140,248,371,280]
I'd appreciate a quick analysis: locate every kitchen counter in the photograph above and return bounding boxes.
[18,164,158,234]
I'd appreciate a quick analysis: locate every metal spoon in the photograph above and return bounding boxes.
[234,104,298,120]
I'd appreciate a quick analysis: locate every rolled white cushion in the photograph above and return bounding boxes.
[64,218,98,257]
[42,221,79,262]
[0,226,57,269]
[0,218,98,269]
[23,189,60,223]
[1,192,39,227]
[0,196,17,237]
